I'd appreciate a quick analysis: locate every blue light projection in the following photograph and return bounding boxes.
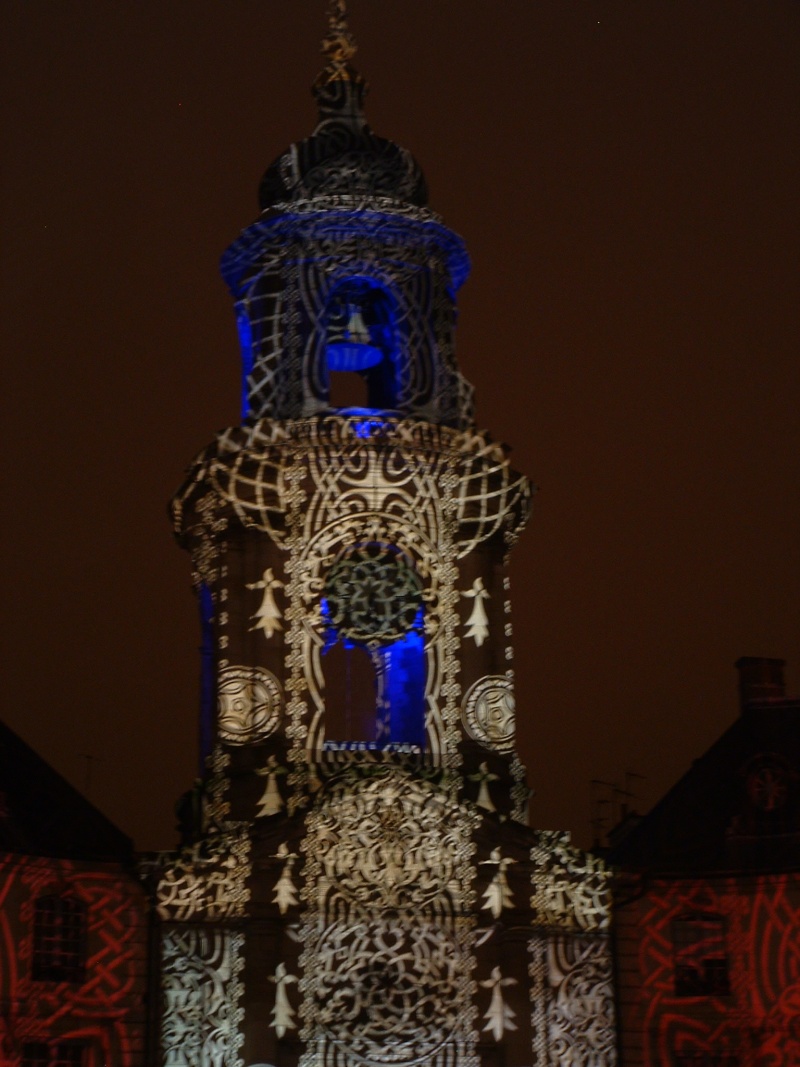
[382,616,426,749]
[320,602,426,748]
[349,413,394,438]
[235,308,254,420]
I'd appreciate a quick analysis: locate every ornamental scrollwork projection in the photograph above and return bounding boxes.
[527,834,616,1066]
[530,830,612,933]
[155,825,251,922]
[462,675,516,754]
[547,938,616,1066]
[172,415,530,788]
[220,209,473,427]
[296,765,480,1067]
[217,665,283,745]
[161,928,245,1067]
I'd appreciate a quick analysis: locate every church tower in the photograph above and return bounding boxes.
[150,7,617,1066]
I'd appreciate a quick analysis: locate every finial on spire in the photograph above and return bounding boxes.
[313,0,366,122]
[322,0,357,70]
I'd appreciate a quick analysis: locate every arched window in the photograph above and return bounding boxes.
[321,544,426,749]
[324,279,398,411]
[32,894,87,983]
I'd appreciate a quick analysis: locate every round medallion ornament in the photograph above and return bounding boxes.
[324,543,423,643]
[462,676,516,752]
[315,918,458,1065]
[217,666,282,744]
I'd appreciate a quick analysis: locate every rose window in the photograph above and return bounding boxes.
[324,543,423,643]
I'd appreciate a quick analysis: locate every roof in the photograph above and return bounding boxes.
[0,719,133,863]
[607,698,800,875]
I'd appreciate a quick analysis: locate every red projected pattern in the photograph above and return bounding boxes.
[628,875,800,1066]
[0,855,146,1067]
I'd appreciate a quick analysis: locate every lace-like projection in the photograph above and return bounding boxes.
[526,833,616,1066]
[530,830,612,933]
[158,9,620,1063]
[547,938,616,1065]
[217,665,283,743]
[298,766,480,1067]
[161,928,245,1067]
[154,827,251,922]
[173,415,530,783]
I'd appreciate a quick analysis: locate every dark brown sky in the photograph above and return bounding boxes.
[2,1,798,851]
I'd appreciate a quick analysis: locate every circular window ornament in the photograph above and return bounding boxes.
[462,676,516,753]
[217,666,282,744]
[324,543,423,644]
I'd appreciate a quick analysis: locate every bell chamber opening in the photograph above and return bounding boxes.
[324,278,399,411]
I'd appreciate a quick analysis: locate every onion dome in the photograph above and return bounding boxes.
[258,4,427,209]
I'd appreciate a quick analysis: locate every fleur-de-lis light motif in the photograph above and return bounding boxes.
[481,966,518,1041]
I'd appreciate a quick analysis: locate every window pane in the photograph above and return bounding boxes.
[32,896,87,982]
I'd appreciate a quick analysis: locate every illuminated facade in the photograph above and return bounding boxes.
[0,722,148,1067]
[150,8,615,1067]
[610,657,800,1067]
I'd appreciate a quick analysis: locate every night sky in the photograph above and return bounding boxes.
[2,1,798,852]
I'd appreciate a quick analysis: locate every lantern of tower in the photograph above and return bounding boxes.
[149,9,617,1067]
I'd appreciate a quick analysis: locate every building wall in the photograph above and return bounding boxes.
[614,872,800,1067]
[0,853,148,1067]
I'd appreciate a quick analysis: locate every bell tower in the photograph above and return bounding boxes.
[151,6,617,1067]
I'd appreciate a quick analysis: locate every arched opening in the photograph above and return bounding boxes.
[321,545,426,749]
[324,279,398,410]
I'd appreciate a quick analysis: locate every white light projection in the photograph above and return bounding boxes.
[159,14,618,1062]
[463,578,490,646]
[217,666,283,744]
[246,568,285,640]
[161,928,245,1067]
[462,676,516,753]
[297,765,480,1067]
[480,848,516,919]
[481,967,518,1041]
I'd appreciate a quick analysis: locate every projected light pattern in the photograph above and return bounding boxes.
[158,28,618,1067]
[297,766,479,1067]
[0,855,147,1067]
[161,928,245,1067]
[222,203,474,429]
[172,413,532,816]
[615,873,800,1066]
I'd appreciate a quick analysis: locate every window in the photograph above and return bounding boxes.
[673,914,730,997]
[32,895,87,982]
[22,1044,87,1067]
[324,279,398,410]
[321,545,426,749]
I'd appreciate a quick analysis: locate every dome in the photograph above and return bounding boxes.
[258,64,428,210]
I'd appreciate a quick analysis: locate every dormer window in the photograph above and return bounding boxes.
[325,280,397,410]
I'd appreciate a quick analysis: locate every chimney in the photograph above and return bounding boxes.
[735,656,786,709]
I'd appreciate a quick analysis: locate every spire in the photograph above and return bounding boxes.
[321,0,357,75]
[255,0,427,209]
[313,0,367,127]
